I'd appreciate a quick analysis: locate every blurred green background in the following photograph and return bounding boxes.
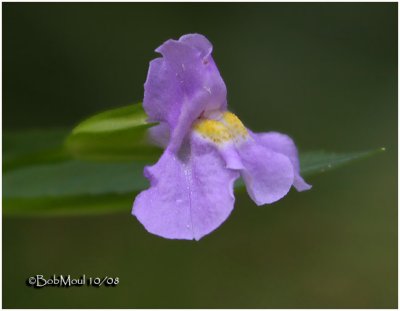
[3,2,397,308]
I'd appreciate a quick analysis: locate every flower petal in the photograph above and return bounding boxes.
[132,135,239,240]
[147,122,170,148]
[218,144,245,170]
[178,33,213,58]
[236,140,294,205]
[252,131,311,191]
[143,34,227,152]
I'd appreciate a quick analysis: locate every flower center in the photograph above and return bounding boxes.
[193,111,248,144]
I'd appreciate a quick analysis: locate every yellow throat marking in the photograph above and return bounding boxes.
[193,111,248,144]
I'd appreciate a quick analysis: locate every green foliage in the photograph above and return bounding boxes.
[300,149,386,176]
[2,104,386,216]
[3,161,147,198]
[65,104,162,161]
[3,129,70,172]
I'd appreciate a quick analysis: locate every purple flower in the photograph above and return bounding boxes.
[132,34,311,240]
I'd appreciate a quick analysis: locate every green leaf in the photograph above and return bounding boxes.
[3,148,385,216]
[299,148,386,176]
[4,128,67,159]
[4,194,134,216]
[65,104,162,161]
[3,129,71,172]
[3,161,148,198]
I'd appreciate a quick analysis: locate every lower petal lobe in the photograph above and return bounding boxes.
[237,140,295,205]
[132,135,239,240]
[252,131,311,191]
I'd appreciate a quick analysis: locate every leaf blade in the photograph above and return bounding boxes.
[3,129,71,172]
[65,103,162,161]
[300,148,386,176]
[3,148,385,216]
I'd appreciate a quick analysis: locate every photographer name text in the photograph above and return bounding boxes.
[27,274,119,288]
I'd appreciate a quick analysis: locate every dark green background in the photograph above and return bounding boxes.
[3,3,397,308]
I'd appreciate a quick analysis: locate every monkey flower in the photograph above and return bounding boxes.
[133,34,311,240]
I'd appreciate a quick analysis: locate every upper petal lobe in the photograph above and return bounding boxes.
[143,34,227,152]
